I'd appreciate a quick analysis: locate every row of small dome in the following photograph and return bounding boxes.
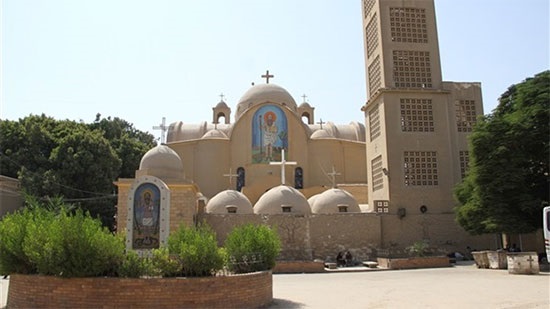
[206,185,361,214]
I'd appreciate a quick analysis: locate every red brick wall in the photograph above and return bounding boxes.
[8,271,272,308]
[273,260,325,273]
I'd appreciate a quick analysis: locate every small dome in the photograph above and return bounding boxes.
[299,102,312,109]
[235,83,297,120]
[206,190,253,214]
[201,129,229,139]
[310,129,333,139]
[215,101,229,109]
[139,145,184,181]
[309,188,360,214]
[254,185,311,214]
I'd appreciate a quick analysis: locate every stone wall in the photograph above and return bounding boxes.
[199,212,520,263]
[8,272,272,308]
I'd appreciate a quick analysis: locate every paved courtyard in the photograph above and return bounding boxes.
[269,262,549,309]
[1,262,548,308]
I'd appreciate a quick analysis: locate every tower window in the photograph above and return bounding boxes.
[369,103,381,141]
[456,100,477,132]
[400,98,434,132]
[403,151,438,186]
[371,155,384,191]
[389,7,428,44]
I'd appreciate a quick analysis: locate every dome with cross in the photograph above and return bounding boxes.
[308,188,360,214]
[253,185,311,215]
[139,145,184,182]
[206,190,253,214]
[235,83,297,121]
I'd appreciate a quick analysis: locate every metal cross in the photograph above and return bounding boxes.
[223,168,239,189]
[219,93,225,102]
[153,117,168,144]
[302,94,308,102]
[270,149,297,185]
[317,118,325,129]
[327,166,341,188]
[261,70,274,84]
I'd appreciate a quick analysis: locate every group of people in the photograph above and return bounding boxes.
[336,251,354,267]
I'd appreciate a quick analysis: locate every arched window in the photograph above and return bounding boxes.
[294,167,303,189]
[236,167,245,192]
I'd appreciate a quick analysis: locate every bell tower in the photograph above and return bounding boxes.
[361,0,483,220]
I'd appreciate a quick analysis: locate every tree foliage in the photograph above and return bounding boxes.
[455,70,550,234]
[0,114,156,229]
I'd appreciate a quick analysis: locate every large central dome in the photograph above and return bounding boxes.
[235,83,297,120]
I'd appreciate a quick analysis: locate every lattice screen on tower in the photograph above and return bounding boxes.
[403,151,439,186]
[459,150,469,179]
[363,0,376,19]
[371,155,384,191]
[366,14,379,58]
[389,7,428,43]
[392,50,432,88]
[368,56,382,94]
[455,100,477,132]
[400,98,434,132]
[369,103,381,141]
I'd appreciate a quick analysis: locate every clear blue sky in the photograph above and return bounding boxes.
[2,0,548,142]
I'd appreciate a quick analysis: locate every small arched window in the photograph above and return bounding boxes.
[295,167,303,189]
[236,167,245,192]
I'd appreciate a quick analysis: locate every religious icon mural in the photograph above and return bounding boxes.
[252,105,288,163]
[133,183,161,249]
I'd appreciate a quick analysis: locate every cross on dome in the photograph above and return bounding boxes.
[261,70,274,84]
[269,149,297,185]
[317,118,325,129]
[302,94,308,103]
[153,117,168,144]
[219,93,226,102]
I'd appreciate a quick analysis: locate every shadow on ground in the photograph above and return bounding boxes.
[264,298,305,308]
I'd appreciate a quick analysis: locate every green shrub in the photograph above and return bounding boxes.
[0,208,48,274]
[224,224,281,273]
[167,224,224,277]
[118,250,154,278]
[406,240,430,257]
[150,247,181,277]
[0,206,125,277]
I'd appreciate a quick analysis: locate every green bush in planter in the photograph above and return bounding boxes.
[224,224,281,274]
[167,224,224,277]
[118,250,155,278]
[0,208,47,274]
[0,207,125,277]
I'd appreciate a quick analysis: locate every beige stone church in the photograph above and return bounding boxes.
[116,0,541,260]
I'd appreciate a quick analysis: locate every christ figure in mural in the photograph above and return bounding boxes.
[262,111,278,161]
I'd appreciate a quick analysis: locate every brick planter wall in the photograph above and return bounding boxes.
[273,260,325,273]
[377,256,450,269]
[7,271,272,309]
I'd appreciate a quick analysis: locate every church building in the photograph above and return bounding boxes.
[116,0,540,260]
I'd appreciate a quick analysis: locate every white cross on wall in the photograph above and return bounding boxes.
[270,149,297,185]
[223,168,239,189]
[327,166,341,188]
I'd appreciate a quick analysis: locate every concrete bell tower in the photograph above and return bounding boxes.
[361,0,483,222]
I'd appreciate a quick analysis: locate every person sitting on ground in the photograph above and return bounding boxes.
[336,251,345,267]
[345,251,353,267]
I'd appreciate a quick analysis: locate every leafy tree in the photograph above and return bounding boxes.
[455,71,550,235]
[89,114,156,178]
[0,113,156,229]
